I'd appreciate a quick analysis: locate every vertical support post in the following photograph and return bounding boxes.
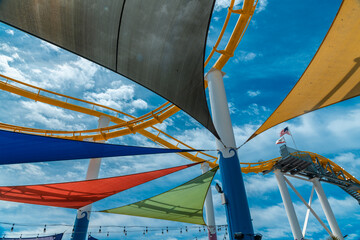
[302,185,315,237]
[201,162,218,240]
[312,179,343,240]
[206,68,254,240]
[274,169,303,240]
[71,116,111,240]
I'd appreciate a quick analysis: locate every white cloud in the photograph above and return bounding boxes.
[245,174,278,197]
[214,0,244,12]
[32,69,42,74]
[247,90,261,97]
[20,101,87,130]
[5,29,15,35]
[241,103,269,116]
[228,102,238,114]
[84,81,148,113]
[40,40,61,52]
[256,0,268,13]
[0,54,27,81]
[233,51,258,63]
[44,58,98,90]
[214,0,268,13]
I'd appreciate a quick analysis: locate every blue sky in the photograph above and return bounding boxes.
[0,0,360,239]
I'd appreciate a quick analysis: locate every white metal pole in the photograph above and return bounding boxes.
[302,185,315,237]
[274,169,303,240]
[201,162,217,240]
[71,115,111,240]
[312,178,343,240]
[206,68,254,240]
[284,177,332,236]
[206,68,235,149]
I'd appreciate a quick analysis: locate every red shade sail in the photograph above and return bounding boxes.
[0,163,199,209]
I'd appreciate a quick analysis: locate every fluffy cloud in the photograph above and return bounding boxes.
[214,0,268,13]
[5,29,14,35]
[0,54,27,81]
[84,81,148,113]
[44,58,99,90]
[40,40,61,52]
[19,101,88,130]
[233,51,258,63]
[241,103,269,116]
[214,0,244,12]
[247,90,261,97]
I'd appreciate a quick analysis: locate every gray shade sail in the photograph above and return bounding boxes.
[0,0,218,138]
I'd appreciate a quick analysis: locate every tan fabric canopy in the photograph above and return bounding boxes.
[248,0,360,141]
[0,0,218,138]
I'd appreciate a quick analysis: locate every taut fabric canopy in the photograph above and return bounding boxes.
[248,0,360,141]
[0,0,218,138]
[101,166,219,225]
[0,163,199,209]
[2,233,63,240]
[0,130,199,165]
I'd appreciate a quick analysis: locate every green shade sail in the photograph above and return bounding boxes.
[101,166,219,225]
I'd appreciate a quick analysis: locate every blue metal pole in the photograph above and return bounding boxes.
[71,116,110,240]
[71,209,91,240]
[219,149,254,239]
[206,68,254,240]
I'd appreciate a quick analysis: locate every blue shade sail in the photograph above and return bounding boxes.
[0,130,199,165]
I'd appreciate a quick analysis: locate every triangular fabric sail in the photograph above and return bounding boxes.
[248,0,360,142]
[0,163,199,209]
[101,166,219,225]
[0,130,200,165]
[2,233,63,240]
[0,0,218,138]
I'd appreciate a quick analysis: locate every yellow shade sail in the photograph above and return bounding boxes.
[248,0,360,141]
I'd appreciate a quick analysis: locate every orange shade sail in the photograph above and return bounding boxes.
[248,0,360,141]
[0,163,199,209]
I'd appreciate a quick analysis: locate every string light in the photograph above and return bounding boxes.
[0,221,229,238]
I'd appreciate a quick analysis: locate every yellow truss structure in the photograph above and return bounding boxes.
[1,1,359,193]
[1,75,360,187]
[241,151,360,195]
